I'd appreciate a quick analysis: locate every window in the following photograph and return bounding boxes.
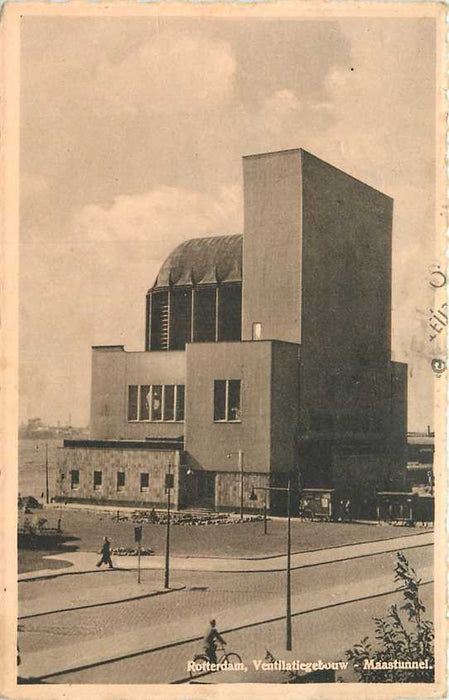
[169,288,192,350]
[194,287,217,342]
[228,380,241,421]
[140,386,150,421]
[150,291,169,350]
[214,380,226,421]
[128,385,138,421]
[164,385,175,421]
[117,471,125,491]
[151,385,163,421]
[70,470,79,490]
[175,385,185,421]
[128,385,185,422]
[140,473,149,492]
[218,285,242,342]
[93,470,102,490]
[214,379,241,422]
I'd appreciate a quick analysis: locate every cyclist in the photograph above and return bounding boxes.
[203,619,226,664]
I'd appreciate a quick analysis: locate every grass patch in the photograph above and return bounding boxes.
[17,505,427,573]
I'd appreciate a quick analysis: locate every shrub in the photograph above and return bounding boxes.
[346,552,434,682]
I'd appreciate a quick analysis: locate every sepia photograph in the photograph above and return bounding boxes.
[1,2,446,697]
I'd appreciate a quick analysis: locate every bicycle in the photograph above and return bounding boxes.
[298,507,314,521]
[189,644,242,677]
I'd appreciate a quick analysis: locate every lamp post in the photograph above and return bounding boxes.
[164,462,174,589]
[57,472,64,533]
[36,442,49,504]
[45,442,49,505]
[227,449,244,519]
[250,479,292,650]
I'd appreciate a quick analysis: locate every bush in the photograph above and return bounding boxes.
[346,552,434,682]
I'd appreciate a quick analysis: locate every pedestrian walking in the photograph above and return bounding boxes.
[96,536,114,569]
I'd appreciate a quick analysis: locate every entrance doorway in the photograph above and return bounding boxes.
[184,471,216,509]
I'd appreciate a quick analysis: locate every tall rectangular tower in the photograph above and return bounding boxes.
[243,148,402,505]
[242,149,303,344]
[242,148,393,370]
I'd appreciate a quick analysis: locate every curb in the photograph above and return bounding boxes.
[178,528,434,561]
[18,585,186,620]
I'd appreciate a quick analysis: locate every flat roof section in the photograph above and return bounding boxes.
[63,438,184,451]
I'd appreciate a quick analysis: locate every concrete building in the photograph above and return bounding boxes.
[59,148,407,517]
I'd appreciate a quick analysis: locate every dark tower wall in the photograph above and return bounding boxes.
[299,150,393,429]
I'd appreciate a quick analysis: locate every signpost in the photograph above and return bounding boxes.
[134,525,142,584]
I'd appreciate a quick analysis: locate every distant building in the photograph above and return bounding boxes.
[59,148,407,516]
[406,430,434,494]
[19,417,86,440]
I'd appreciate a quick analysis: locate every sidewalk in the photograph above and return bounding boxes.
[19,580,185,619]
[19,530,433,581]
[19,563,434,681]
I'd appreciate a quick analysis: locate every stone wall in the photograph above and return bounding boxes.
[59,446,180,508]
[215,471,270,512]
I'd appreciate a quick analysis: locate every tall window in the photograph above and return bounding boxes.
[140,386,151,421]
[117,471,125,491]
[151,385,163,421]
[194,287,216,343]
[140,473,149,492]
[169,288,192,350]
[128,385,138,421]
[218,285,242,341]
[175,385,185,421]
[150,291,169,350]
[164,385,175,421]
[93,470,102,490]
[214,379,241,422]
[70,470,79,490]
[128,385,185,422]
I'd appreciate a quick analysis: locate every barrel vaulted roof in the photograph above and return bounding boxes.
[151,234,242,291]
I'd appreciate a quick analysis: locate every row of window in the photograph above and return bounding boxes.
[148,285,242,351]
[128,384,185,422]
[70,469,151,492]
[127,380,242,423]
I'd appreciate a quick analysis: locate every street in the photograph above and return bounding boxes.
[18,534,433,684]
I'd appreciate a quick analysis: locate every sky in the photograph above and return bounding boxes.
[19,14,438,430]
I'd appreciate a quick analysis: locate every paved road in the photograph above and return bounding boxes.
[19,540,433,683]
[50,581,434,684]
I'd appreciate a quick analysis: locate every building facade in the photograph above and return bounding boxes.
[59,148,407,516]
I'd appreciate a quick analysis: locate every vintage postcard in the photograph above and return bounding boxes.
[1,2,446,698]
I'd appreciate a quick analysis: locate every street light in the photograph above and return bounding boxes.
[164,462,174,589]
[227,449,244,519]
[250,479,292,651]
[57,472,65,533]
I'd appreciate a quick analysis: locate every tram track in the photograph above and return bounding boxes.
[31,577,433,682]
